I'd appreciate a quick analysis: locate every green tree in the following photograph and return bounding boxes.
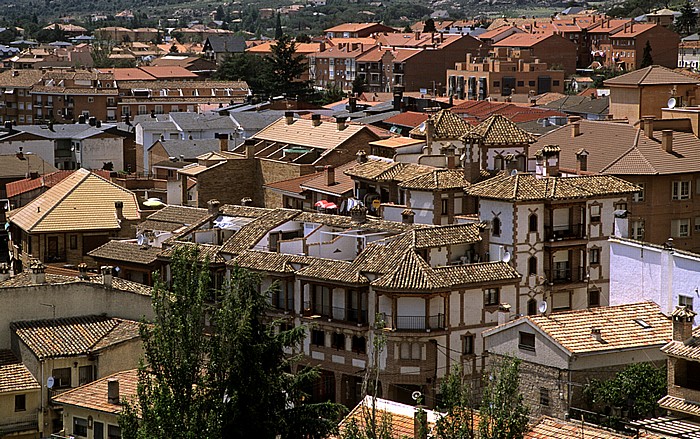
[676,0,697,36]
[423,18,436,33]
[215,5,225,22]
[120,247,344,438]
[275,12,283,40]
[265,34,313,98]
[352,75,366,95]
[435,364,476,439]
[583,362,666,427]
[478,356,529,439]
[215,52,269,94]
[641,40,653,68]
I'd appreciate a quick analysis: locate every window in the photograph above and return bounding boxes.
[553,80,560,86]
[588,288,601,307]
[484,288,500,306]
[14,394,25,412]
[673,181,691,200]
[590,204,601,223]
[517,80,524,87]
[529,80,536,86]
[632,220,644,240]
[108,424,121,439]
[492,217,501,237]
[528,256,537,276]
[519,331,535,351]
[88,96,94,103]
[400,342,421,360]
[589,248,600,265]
[529,214,537,233]
[441,198,449,215]
[311,329,325,347]
[73,417,88,437]
[552,291,571,311]
[633,183,645,202]
[137,105,147,115]
[462,334,475,355]
[527,299,537,316]
[351,335,366,354]
[79,365,94,385]
[539,388,550,406]
[695,217,700,232]
[493,81,500,87]
[154,104,163,114]
[615,202,627,211]
[680,295,694,309]
[70,235,78,250]
[672,219,691,238]
[331,332,345,350]
[53,367,71,388]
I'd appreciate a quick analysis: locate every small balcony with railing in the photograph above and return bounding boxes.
[382,313,446,332]
[302,302,369,326]
[544,223,585,242]
[544,265,585,285]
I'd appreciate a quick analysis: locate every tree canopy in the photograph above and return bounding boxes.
[478,356,529,439]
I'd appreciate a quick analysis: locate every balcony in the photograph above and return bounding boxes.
[302,302,368,325]
[0,413,38,435]
[544,223,585,241]
[382,313,446,331]
[545,266,584,285]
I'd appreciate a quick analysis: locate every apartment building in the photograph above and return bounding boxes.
[492,33,577,75]
[446,47,566,99]
[465,164,639,316]
[590,20,680,70]
[324,23,396,39]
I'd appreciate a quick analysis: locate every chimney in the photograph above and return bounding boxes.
[356,150,368,164]
[241,197,253,206]
[208,199,220,215]
[642,115,655,139]
[150,110,156,119]
[107,379,120,404]
[497,303,511,326]
[393,85,404,111]
[442,145,456,169]
[575,149,588,173]
[349,95,357,113]
[312,114,322,127]
[284,111,294,125]
[414,31,421,40]
[325,165,335,186]
[101,266,113,288]
[218,134,228,152]
[78,114,86,124]
[591,326,603,342]
[335,116,348,131]
[672,305,696,341]
[78,262,89,280]
[88,116,96,126]
[662,130,673,152]
[0,263,9,281]
[401,209,415,224]
[570,119,581,137]
[124,114,131,126]
[350,205,367,224]
[414,406,428,439]
[244,138,256,159]
[542,145,560,177]
[30,259,46,284]
[114,201,124,220]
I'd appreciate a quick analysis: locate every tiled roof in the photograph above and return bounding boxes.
[0,350,40,394]
[0,272,152,296]
[6,169,70,198]
[296,258,369,285]
[493,33,556,47]
[526,416,643,439]
[658,395,700,417]
[11,316,141,360]
[344,160,433,183]
[466,173,639,201]
[408,110,473,139]
[252,117,376,151]
[368,137,425,150]
[383,111,429,128]
[295,211,419,234]
[336,396,440,439]
[451,100,565,123]
[0,154,57,181]
[159,242,225,264]
[88,240,161,265]
[463,114,536,145]
[486,302,670,354]
[413,223,482,248]
[264,172,318,196]
[145,205,210,225]
[230,250,315,274]
[9,169,140,233]
[300,161,357,197]
[220,209,300,254]
[400,168,471,191]
[0,69,43,87]
[604,65,699,86]
[53,369,138,414]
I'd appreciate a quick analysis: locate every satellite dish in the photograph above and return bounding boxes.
[411,391,422,402]
[417,122,426,133]
[538,301,548,314]
[510,169,518,176]
[502,251,511,263]
[47,376,54,389]
[459,152,466,162]
[136,234,145,246]
[668,97,677,109]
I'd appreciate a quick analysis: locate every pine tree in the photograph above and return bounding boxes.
[265,34,313,98]
[424,18,437,33]
[676,0,698,36]
[641,40,653,68]
[275,12,283,40]
[478,356,529,439]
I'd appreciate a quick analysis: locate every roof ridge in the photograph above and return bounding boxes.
[87,318,122,352]
[27,169,91,232]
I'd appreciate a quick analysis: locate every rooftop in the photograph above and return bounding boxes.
[604,65,700,86]
[0,350,40,394]
[53,369,138,414]
[88,240,162,265]
[252,117,374,151]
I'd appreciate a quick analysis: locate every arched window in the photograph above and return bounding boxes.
[528,256,537,276]
[527,299,537,316]
[492,217,501,237]
[529,214,538,233]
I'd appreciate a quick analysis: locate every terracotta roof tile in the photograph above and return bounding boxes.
[220,209,300,254]
[230,250,315,274]
[336,396,440,439]
[409,109,474,139]
[88,240,161,265]
[0,271,152,296]
[252,117,376,151]
[383,111,429,128]
[264,172,319,196]
[0,350,40,393]
[399,168,471,191]
[11,316,141,360]
[463,114,536,145]
[658,395,700,417]
[526,416,641,439]
[604,65,699,86]
[145,204,210,225]
[296,259,369,285]
[53,369,138,414]
[159,242,225,263]
[344,160,433,183]
[6,170,72,198]
[300,161,357,197]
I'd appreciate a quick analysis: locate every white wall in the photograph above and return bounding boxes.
[0,139,55,165]
[81,137,124,171]
[408,191,436,224]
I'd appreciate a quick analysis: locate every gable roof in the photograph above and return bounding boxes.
[344,159,433,183]
[88,240,162,265]
[464,114,536,145]
[409,109,473,139]
[12,315,141,360]
[252,117,375,151]
[526,416,657,439]
[466,172,639,201]
[6,170,73,198]
[493,33,560,47]
[604,65,700,86]
[9,168,140,233]
[399,168,470,191]
[53,369,138,414]
[0,350,40,394]
[204,34,246,53]
[336,396,441,439]
[0,153,57,180]
[484,302,671,355]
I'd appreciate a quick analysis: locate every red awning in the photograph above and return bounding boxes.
[315,200,338,210]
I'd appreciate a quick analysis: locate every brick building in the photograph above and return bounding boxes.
[492,33,578,75]
[591,21,680,71]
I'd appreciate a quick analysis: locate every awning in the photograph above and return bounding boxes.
[315,200,338,210]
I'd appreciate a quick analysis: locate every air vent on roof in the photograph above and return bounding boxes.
[634,318,652,329]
